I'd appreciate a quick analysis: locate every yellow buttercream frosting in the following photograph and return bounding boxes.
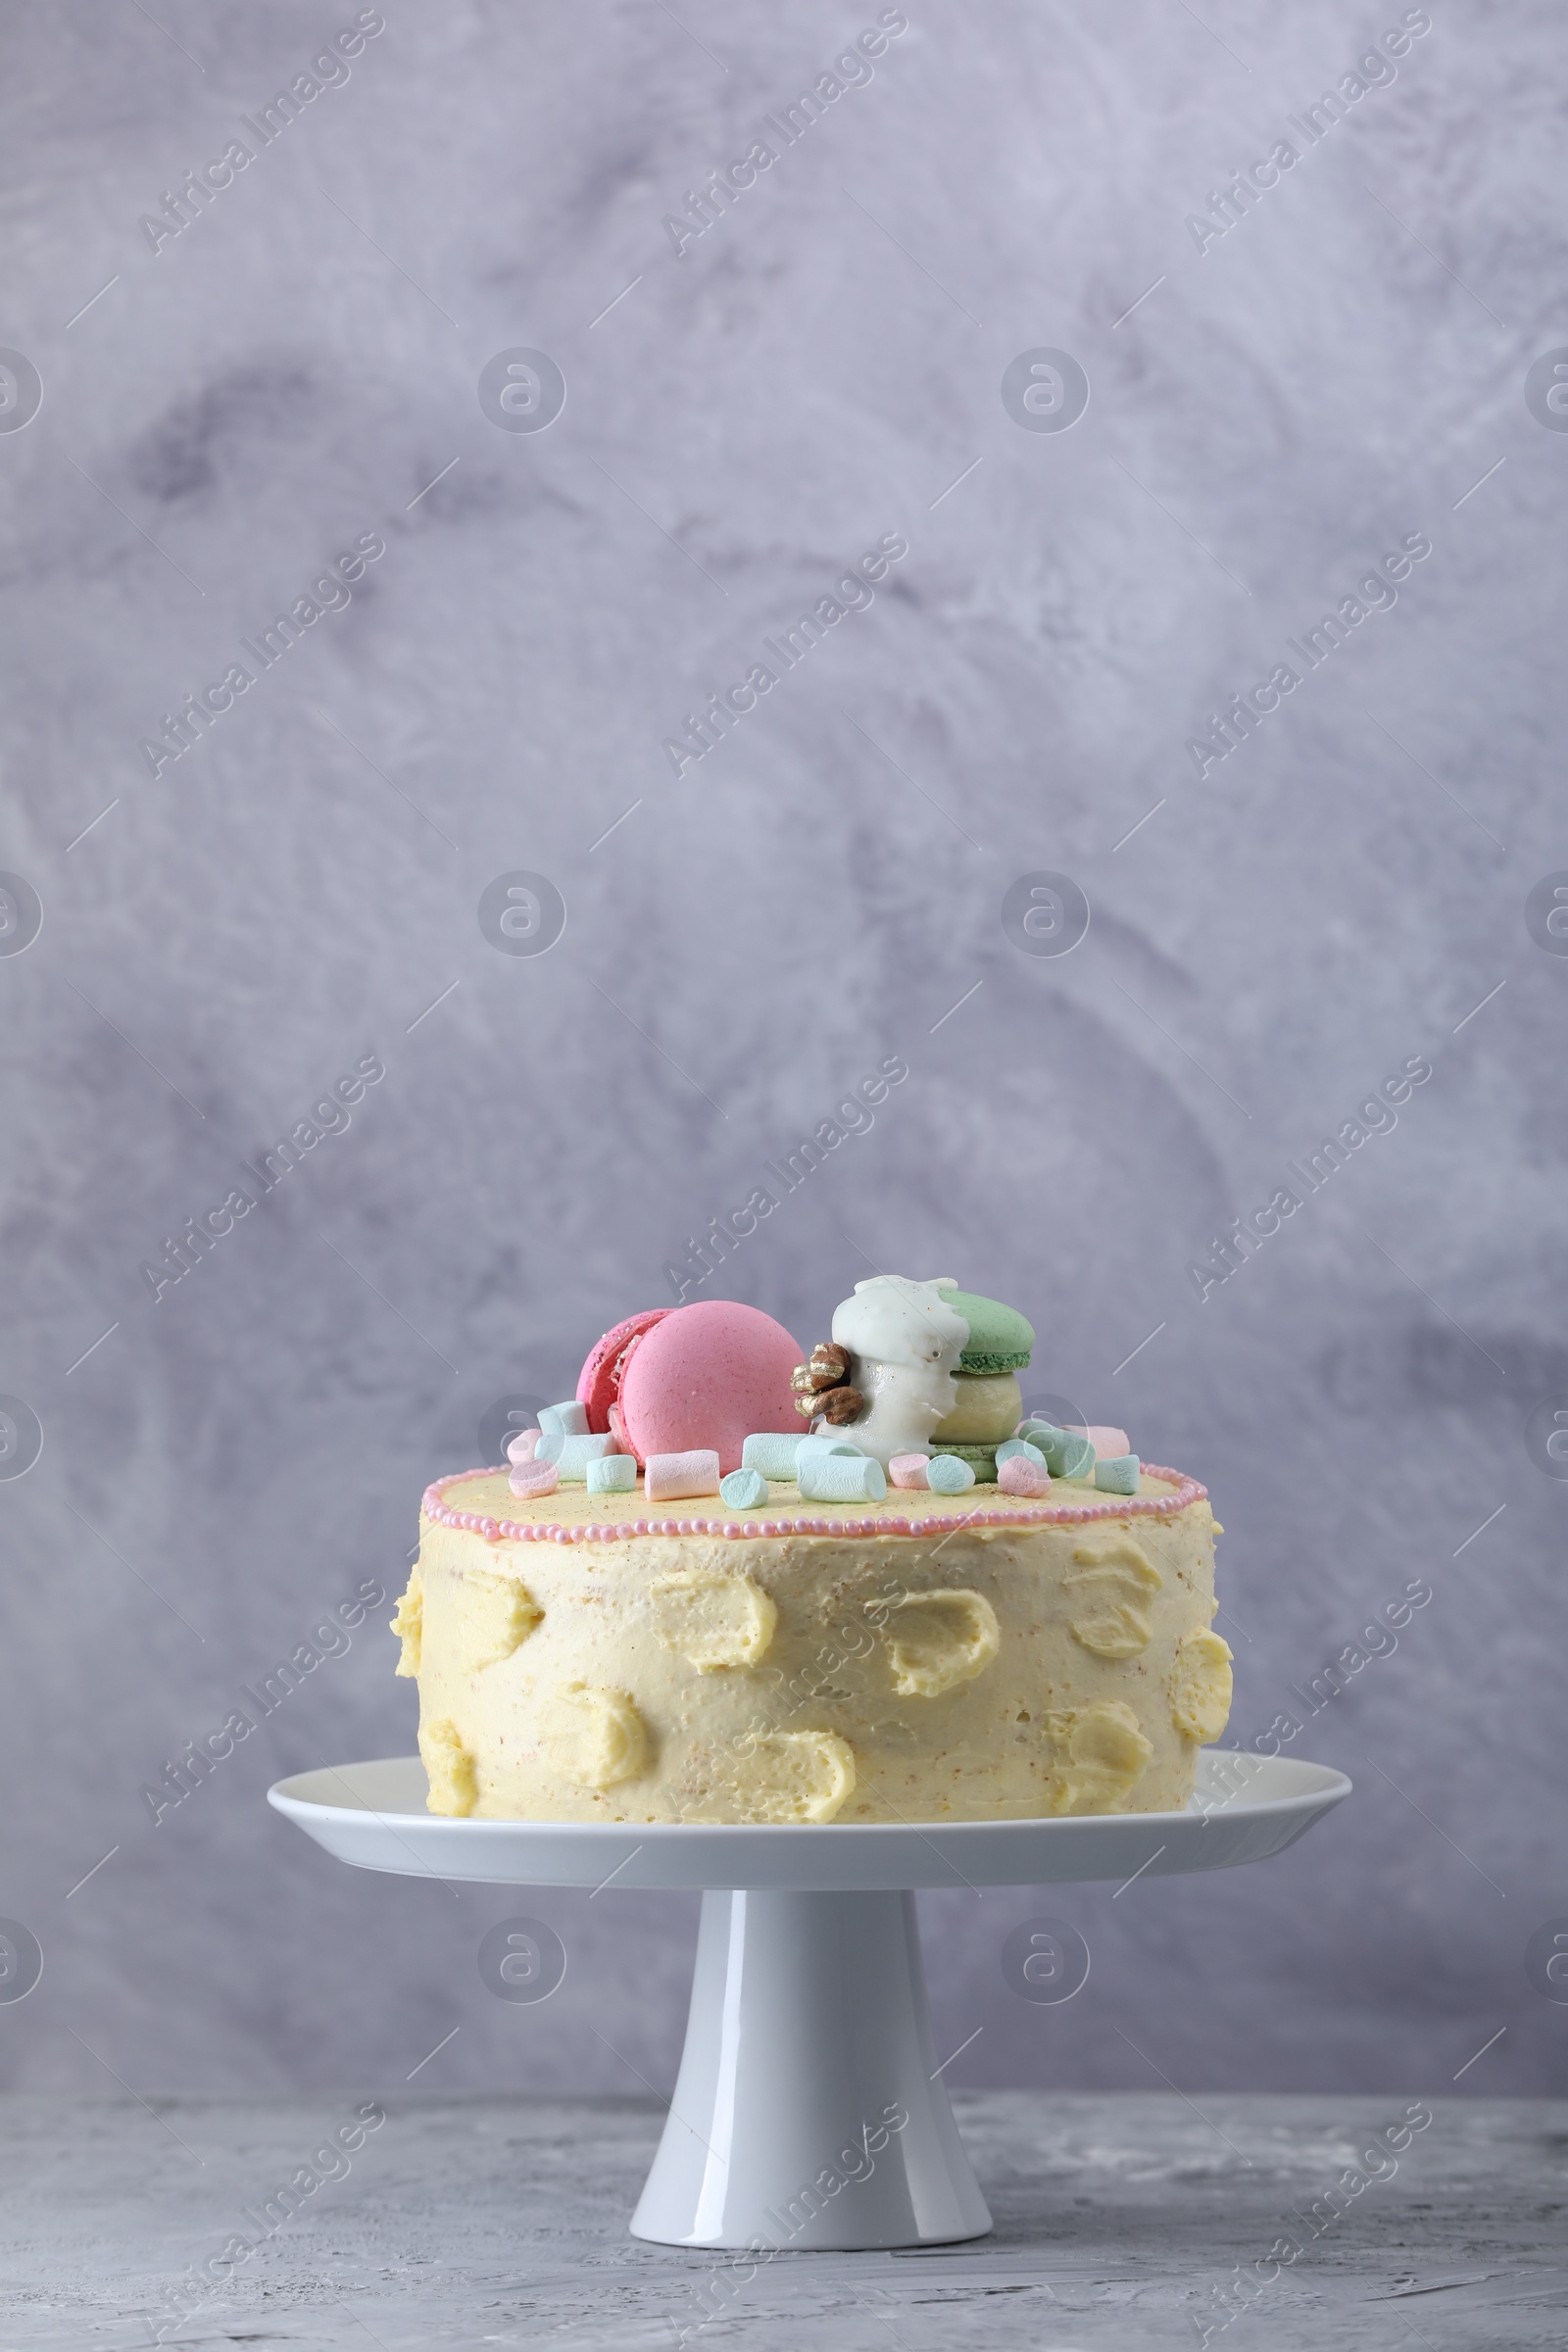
[418,1715,476,1816]
[651,1569,778,1671]
[1064,1536,1163,1659]
[1045,1700,1154,1810]
[877,1588,1001,1697]
[1170,1628,1235,1742]
[537,1683,648,1789]
[391,1569,422,1677]
[697,1728,857,1823]
[396,1469,1228,1823]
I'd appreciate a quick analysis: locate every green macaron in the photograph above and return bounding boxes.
[936,1441,1001,1484]
[939,1288,1035,1376]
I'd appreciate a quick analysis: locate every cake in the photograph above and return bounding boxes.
[390,1275,1232,1825]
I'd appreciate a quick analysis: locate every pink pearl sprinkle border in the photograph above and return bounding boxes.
[420,1464,1208,1545]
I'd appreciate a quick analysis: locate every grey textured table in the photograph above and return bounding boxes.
[3,2094,1563,2349]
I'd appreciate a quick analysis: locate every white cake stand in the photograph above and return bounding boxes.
[270,1753,1348,2251]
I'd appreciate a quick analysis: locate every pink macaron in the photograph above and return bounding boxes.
[617,1299,803,1476]
[576,1308,670,1437]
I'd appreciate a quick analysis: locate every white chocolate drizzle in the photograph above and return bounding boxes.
[828,1275,968,1467]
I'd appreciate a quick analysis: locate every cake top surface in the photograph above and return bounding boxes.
[424,1464,1207,1546]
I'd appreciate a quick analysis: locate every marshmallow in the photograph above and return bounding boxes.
[926,1453,976,1494]
[645,1448,722,1501]
[999,1453,1052,1496]
[506,1428,540,1465]
[995,1438,1047,1468]
[1018,1419,1130,1471]
[553,1433,618,1484]
[1057,1434,1096,1480]
[509,1461,559,1499]
[1028,1426,1094,1480]
[587,1452,637,1494]
[795,1433,864,1467]
[797,1450,887,1504]
[539,1399,590,1439]
[888,1452,932,1489]
[719,1466,769,1508]
[741,1432,804,1481]
[1094,1453,1141,1495]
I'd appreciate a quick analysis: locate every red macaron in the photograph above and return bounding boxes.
[616,1299,803,1475]
[576,1308,670,1436]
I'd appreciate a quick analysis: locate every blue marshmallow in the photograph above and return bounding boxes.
[926,1453,976,1494]
[719,1466,769,1508]
[794,1433,865,1467]
[995,1438,1047,1468]
[1031,1426,1094,1480]
[554,1433,617,1484]
[741,1432,804,1480]
[1094,1453,1141,1495]
[539,1399,590,1439]
[586,1452,637,1494]
[796,1451,887,1504]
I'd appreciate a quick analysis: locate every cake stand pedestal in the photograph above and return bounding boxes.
[269,1753,1348,2251]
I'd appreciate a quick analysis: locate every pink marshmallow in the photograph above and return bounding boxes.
[645,1447,721,1502]
[507,1428,540,1465]
[888,1453,931,1490]
[509,1460,559,1498]
[999,1454,1052,1496]
[1084,1425,1130,1459]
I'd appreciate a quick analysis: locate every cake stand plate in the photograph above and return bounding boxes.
[270,1754,1348,2251]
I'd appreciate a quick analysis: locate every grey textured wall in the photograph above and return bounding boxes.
[2,0,1564,2111]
